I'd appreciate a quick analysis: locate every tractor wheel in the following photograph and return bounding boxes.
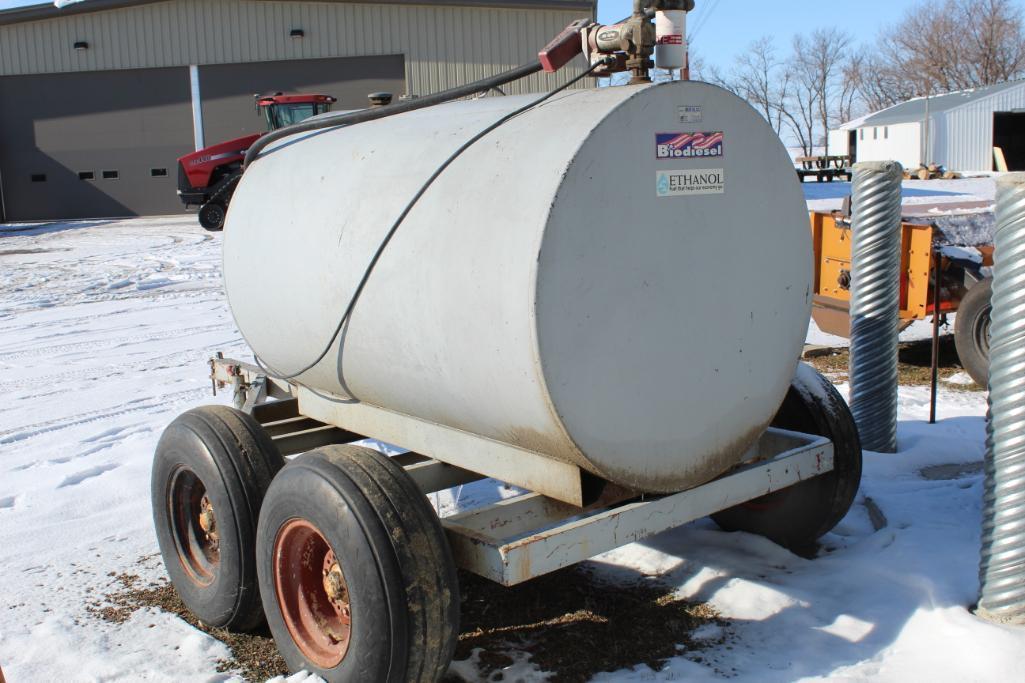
[712,363,862,554]
[954,278,992,388]
[152,406,284,631]
[198,202,227,231]
[257,445,459,683]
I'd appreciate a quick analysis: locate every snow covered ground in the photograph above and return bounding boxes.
[1,180,1021,682]
[805,317,949,349]
[803,176,996,213]
[0,217,249,680]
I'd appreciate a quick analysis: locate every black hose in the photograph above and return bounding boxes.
[243,61,543,170]
[256,58,611,381]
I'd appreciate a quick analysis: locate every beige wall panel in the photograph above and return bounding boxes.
[0,0,594,94]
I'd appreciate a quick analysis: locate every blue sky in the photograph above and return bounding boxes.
[2,1,1024,71]
[598,0,938,69]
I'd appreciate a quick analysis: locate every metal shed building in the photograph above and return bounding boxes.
[828,79,1025,173]
[0,0,594,222]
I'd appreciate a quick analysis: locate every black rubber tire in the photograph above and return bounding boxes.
[711,364,863,553]
[257,445,459,683]
[198,202,226,231]
[151,405,285,631]
[954,278,992,387]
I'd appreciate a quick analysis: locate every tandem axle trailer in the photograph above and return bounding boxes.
[148,355,859,680]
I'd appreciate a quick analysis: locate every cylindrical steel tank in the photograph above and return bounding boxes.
[223,81,812,493]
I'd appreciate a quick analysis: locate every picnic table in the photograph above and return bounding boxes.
[795,155,852,182]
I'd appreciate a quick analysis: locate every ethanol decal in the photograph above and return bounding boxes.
[656,169,725,197]
[656,131,723,159]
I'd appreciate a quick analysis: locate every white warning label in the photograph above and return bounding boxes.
[678,105,703,123]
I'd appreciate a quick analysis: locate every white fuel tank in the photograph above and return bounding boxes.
[223,81,812,493]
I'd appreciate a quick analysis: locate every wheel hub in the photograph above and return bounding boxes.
[976,309,991,356]
[199,496,217,533]
[168,467,220,585]
[274,518,352,668]
[322,552,349,610]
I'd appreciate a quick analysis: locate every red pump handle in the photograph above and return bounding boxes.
[538,18,592,73]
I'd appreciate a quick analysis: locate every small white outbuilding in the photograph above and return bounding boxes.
[829,79,1025,172]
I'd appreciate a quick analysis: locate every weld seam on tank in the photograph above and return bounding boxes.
[848,160,903,454]
[977,172,1025,624]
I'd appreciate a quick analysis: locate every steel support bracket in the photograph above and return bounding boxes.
[443,428,834,586]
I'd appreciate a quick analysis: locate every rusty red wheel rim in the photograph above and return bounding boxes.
[273,518,352,668]
[168,466,220,586]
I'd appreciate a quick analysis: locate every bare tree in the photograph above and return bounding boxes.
[789,28,853,157]
[856,0,1025,108]
[837,54,862,125]
[781,54,819,157]
[705,34,830,156]
[854,54,920,113]
[967,0,1025,83]
[729,37,791,136]
[690,53,722,87]
[695,60,735,93]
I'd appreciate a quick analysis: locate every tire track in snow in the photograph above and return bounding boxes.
[0,296,227,337]
[0,389,201,447]
[0,323,230,361]
[57,463,120,488]
[1,282,225,313]
[11,425,154,472]
[0,339,243,394]
[1,228,223,315]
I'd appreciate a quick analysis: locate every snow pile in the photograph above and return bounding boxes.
[588,384,1025,682]
[943,371,976,386]
[932,213,997,247]
[939,245,985,264]
[1,215,1023,681]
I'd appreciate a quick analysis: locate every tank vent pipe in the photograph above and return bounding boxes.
[977,172,1025,624]
[848,160,903,453]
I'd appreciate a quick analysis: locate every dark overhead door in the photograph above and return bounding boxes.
[994,112,1025,171]
[0,66,194,222]
[199,54,406,144]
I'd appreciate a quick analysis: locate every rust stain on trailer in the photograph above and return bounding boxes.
[591,417,773,495]
[501,426,592,472]
[507,415,776,496]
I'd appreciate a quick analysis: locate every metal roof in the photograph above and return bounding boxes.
[857,79,1025,127]
[0,0,594,26]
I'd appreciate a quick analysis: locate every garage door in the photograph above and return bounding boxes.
[0,66,194,222]
[199,54,406,145]
[0,55,406,222]
[994,112,1025,171]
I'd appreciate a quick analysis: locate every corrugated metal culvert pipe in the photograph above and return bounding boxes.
[977,173,1025,624]
[848,160,903,453]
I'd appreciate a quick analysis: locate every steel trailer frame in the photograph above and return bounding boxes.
[210,355,834,587]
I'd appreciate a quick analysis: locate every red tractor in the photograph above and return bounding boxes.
[177,93,338,230]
